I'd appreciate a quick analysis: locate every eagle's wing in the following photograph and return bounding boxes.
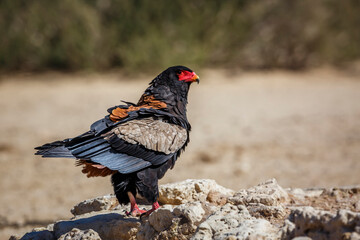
[35,114,188,175]
[35,97,188,174]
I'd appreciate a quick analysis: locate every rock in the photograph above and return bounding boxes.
[291,237,312,240]
[228,178,289,219]
[15,230,55,240]
[159,179,234,205]
[349,232,360,240]
[355,201,360,212]
[71,194,118,216]
[54,212,141,240]
[145,202,207,239]
[136,221,157,240]
[206,190,228,205]
[286,187,324,199]
[191,204,278,240]
[228,178,289,206]
[58,228,101,240]
[173,202,206,225]
[148,205,175,232]
[16,179,360,240]
[282,207,360,240]
[13,225,55,240]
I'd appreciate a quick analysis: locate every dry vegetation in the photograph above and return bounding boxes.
[1,0,360,72]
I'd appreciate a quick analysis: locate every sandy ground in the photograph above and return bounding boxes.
[1,68,360,239]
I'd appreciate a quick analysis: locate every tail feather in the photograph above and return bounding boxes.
[35,140,74,158]
[34,132,107,159]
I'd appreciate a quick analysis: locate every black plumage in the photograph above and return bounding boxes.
[35,66,199,216]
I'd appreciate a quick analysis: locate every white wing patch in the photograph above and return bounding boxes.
[106,118,188,154]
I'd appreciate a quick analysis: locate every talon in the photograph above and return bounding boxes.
[140,201,161,218]
[125,192,161,217]
[126,205,146,217]
[140,212,148,219]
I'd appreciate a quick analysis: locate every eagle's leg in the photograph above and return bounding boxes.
[126,191,146,217]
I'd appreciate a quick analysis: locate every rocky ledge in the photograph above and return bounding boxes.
[12,179,360,240]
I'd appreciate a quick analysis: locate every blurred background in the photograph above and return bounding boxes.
[1,0,360,238]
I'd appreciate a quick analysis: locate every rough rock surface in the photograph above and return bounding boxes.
[158,179,235,205]
[192,204,278,239]
[282,207,360,240]
[13,179,360,240]
[58,228,101,240]
[70,194,118,216]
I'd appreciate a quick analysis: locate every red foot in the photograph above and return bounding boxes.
[126,204,147,217]
[140,201,160,217]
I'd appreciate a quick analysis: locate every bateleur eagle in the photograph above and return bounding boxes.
[35,66,199,216]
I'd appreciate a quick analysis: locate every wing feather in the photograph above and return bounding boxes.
[36,110,189,175]
[105,117,187,155]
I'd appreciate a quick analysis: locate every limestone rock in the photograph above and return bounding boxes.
[144,202,207,239]
[71,194,118,216]
[58,228,101,240]
[159,179,234,205]
[148,205,175,232]
[136,221,157,240]
[54,212,140,240]
[228,178,289,219]
[282,207,360,239]
[12,224,55,240]
[15,179,360,240]
[14,229,55,240]
[191,204,278,240]
[228,178,289,206]
[173,202,206,225]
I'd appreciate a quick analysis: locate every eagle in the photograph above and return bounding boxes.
[35,66,199,216]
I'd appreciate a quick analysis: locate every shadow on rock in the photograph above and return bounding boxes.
[54,213,140,239]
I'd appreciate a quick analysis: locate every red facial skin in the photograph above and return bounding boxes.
[178,70,200,83]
